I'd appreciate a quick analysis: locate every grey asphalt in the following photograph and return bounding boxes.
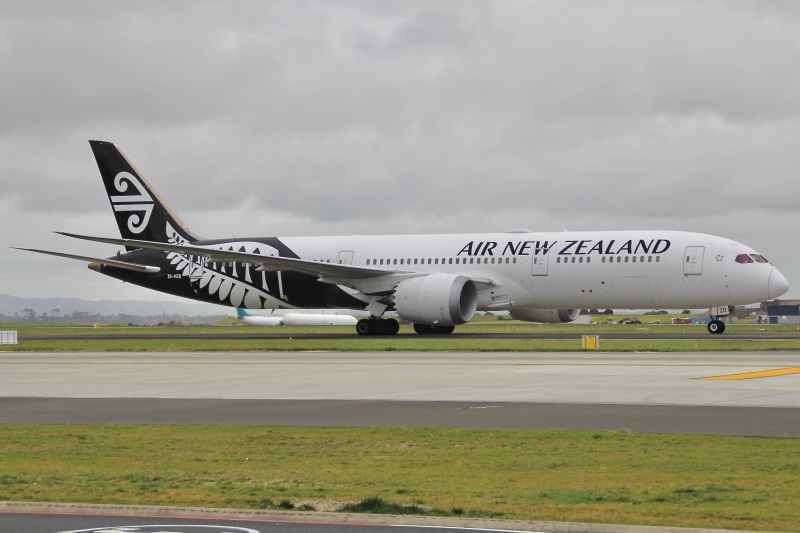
[2,398,799,437]
[2,350,799,532]
[0,502,769,533]
[1,351,799,435]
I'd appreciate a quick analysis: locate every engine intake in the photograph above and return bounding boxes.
[509,307,580,323]
[393,274,478,326]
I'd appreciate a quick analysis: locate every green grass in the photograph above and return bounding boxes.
[2,320,799,352]
[4,337,800,352]
[2,319,799,530]
[1,425,799,531]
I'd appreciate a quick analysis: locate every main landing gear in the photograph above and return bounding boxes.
[355,318,457,335]
[707,318,726,334]
[356,317,400,336]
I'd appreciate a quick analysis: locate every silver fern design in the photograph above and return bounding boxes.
[164,223,292,309]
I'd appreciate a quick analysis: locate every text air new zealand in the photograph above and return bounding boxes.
[17,141,790,335]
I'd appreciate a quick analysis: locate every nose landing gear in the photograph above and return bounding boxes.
[707,305,730,334]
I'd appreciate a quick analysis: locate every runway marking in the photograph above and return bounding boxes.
[700,367,800,380]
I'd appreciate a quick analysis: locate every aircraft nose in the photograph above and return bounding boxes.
[768,268,790,299]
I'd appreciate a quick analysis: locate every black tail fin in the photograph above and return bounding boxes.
[89,140,200,244]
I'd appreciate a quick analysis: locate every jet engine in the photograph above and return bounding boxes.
[509,307,580,323]
[393,274,478,326]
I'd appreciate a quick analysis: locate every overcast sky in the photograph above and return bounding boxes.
[2,0,798,308]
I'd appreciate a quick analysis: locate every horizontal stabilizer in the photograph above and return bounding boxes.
[12,247,161,274]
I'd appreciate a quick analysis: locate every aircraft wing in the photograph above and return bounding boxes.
[27,233,501,296]
[12,247,161,273]
[56,232,396,280]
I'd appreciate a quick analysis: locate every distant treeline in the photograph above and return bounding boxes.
[1,308,227,325]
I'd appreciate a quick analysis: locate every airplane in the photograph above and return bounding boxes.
[235,308,357,327]
[235,308,283,326]
[15,140,790,336]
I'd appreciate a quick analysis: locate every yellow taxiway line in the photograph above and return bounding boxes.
[700,367,800,380]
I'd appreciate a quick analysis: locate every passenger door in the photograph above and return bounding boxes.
[684,246,704,275]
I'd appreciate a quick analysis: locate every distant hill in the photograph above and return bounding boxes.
[0,293,227,323]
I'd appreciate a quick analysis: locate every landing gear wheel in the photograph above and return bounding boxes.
[357,317,400,336]
[707,319,726,334]
[413,323,432,334]
[374,319,389,335]
[356,319,374,336]
[385,318,400,335]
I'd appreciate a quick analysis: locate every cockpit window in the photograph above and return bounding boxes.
[736,253,770,264]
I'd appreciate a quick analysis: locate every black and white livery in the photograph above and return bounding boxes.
[18,141,790,335]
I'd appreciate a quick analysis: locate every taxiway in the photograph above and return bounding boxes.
[1,351,799,436]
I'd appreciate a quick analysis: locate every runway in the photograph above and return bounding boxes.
[2,351,799,436]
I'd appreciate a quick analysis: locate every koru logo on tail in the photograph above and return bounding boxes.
[110,171,154,234]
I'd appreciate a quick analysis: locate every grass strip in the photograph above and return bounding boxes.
[5,320,800,337]
[1,425,799,531]
[3,337,800,352]
[4,321,799,352]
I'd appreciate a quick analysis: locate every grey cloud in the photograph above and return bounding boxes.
[1,0,798,301]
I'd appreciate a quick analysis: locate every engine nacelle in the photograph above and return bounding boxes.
[393,274,478,326]
[509,307,580,324]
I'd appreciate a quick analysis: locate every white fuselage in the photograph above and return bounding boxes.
[269,230,787,311]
